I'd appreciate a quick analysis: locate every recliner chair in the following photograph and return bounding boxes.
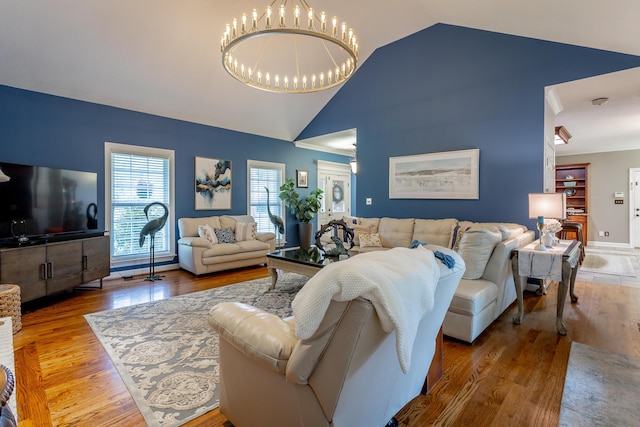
[208,247,465,427]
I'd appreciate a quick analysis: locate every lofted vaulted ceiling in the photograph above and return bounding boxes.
[1,0,639,154]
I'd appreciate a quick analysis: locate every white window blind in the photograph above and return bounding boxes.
[105,143,175,264]
[248,160,285,234]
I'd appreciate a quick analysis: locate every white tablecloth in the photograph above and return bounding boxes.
[518,240,576,281]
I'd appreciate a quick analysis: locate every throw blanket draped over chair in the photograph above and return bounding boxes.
[292,246,441,373]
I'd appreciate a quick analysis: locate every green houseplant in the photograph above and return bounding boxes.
[279,177,323,247]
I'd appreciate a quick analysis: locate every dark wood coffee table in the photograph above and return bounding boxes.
[266,246,346,290]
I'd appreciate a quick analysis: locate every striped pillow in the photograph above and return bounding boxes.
[235,222,257,241]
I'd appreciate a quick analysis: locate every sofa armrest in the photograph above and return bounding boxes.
[257,232,276,242]
[178,236,211,248]
[482,230,534,286]
[208,302,297,375]
[257,232,276,251]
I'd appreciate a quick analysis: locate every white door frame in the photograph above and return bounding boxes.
[629,168,640,248]
[316,160,352,228]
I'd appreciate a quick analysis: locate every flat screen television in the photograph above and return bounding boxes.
[0,161,100,245]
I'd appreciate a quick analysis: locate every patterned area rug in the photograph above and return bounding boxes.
[559,342,640,426]
[580,254,636,276]
[85,273,308,427]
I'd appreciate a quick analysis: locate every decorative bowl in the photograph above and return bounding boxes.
[564,188,577,196]
[565,174,574,179]
[563,181,576,187]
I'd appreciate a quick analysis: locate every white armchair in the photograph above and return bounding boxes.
[208,246,465,427]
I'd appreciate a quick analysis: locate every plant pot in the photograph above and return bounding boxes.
[298,223,314,248]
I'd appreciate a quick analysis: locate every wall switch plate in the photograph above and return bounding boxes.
[366,197,372,205]
[605,231,610,236]
[614,199,624,204]
[614,192,624,198]
[598,231,605,236]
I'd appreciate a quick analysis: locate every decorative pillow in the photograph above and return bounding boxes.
[197,224,218,245]
[456,227,502,279]
[235,222,257,241]
[359,232,382,248]
[214,227,236,244]
[449,225,470,251]
[351,224,371,246]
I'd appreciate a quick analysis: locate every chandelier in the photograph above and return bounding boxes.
[220,0,359,94]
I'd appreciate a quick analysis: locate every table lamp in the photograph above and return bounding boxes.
[528,193,566,251]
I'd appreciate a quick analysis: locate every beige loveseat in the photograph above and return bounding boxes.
[345,217,534,343]
[209,246,465,427]
[178,215,275,275]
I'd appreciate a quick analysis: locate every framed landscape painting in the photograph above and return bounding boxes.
[389,148,479,199]
[194,156,232,210]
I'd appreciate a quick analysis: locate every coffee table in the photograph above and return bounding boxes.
[266,246,346,290]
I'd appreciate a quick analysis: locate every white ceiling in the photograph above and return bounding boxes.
[552,67,640,156]
[1,0,640,154]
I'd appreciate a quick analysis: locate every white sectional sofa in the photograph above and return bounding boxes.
[345,217,534,343]
[178,215,275,276]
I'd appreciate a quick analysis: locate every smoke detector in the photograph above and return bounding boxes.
[591,97,609,106]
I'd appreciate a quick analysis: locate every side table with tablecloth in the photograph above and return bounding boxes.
[510,240,581,335]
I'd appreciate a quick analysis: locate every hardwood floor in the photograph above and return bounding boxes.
[10,260,640,426]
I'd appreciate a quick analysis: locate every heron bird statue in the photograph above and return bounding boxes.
[139,202,169,281]
[265,186,284,249]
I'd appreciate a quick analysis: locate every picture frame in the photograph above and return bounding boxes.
[296,169,308,188]
[194,156,232,210]
[389,148,479,199]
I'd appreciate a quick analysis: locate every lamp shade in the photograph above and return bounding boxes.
[528,193,566,220]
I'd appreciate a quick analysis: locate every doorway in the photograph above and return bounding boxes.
[630,168,640,248]
[316,160,352,228]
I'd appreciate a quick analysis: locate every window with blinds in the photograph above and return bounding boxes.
[247,160,285,235]
[105,143,175,264]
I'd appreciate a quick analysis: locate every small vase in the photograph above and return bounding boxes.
[541,232,554,248]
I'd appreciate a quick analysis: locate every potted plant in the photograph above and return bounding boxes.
[279,177,323,248]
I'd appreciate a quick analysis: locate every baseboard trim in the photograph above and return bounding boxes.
[586,240,632,248]
[104,263,180,281]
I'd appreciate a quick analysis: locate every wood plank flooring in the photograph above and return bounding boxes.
[10,263,640,426]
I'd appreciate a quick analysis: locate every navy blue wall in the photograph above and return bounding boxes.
[299,24,640,229]
[0,85,348,253]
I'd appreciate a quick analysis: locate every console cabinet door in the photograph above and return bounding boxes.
[0,246,47,302]
[46,240,83,294]
[82,236,110,282]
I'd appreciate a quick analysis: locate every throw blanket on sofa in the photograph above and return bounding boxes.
[292,246,441,373]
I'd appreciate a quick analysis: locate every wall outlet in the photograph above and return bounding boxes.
[365,197,372,205]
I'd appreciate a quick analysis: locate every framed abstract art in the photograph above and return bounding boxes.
[194,156,232,210]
